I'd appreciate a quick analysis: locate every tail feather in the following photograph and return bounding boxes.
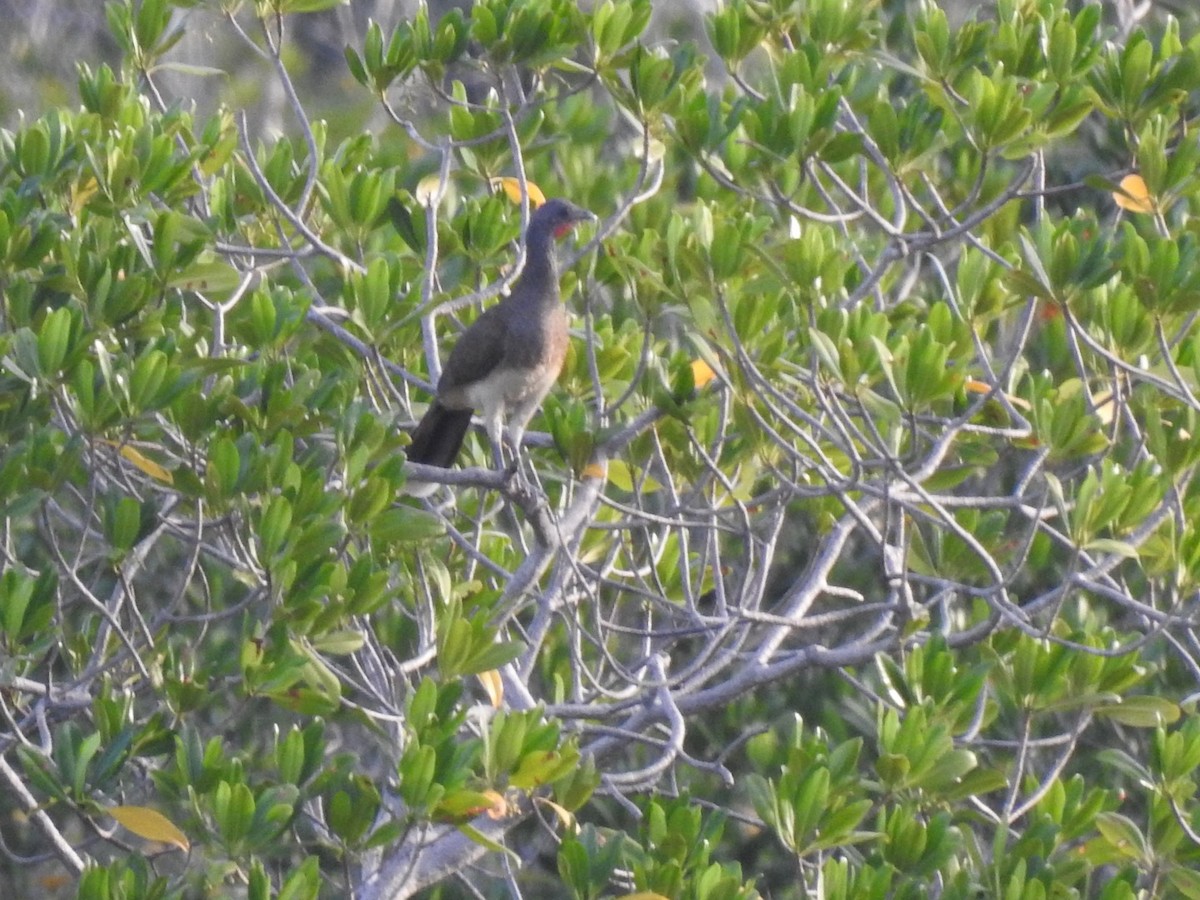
[407,401,473,469]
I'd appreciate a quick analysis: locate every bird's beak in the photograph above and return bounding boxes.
[555,206,596,239]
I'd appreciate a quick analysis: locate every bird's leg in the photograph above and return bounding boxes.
[503,425,529,488]
[504,401,546,489]
[484,413,511,473]
[492,438,510,473]
[484,411,528,490]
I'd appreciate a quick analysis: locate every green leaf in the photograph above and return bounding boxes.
[457,822,522,862]
[213,782,255,846]
[1095,695,1181,728]
[279,0,348,12]
[1166,868,1200,900]
[1094,812,1147,862]
[166,259,243,294]
[277,856,321,900]
[0,570,35,639]
[37,307,73,375]
[370,506,446,544]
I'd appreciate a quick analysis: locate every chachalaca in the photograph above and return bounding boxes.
[407,198,594,477]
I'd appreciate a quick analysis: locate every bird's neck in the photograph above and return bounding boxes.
[512,229,559,306]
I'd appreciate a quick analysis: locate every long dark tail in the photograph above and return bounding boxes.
[407,401,473,468]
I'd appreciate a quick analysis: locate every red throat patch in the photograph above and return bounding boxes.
[554,223,574,239]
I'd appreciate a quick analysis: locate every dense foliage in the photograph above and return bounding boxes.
[4,0,1200,896]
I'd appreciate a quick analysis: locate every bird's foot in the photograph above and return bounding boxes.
[502,455,521,480]
[503,457,532,495]
[501,455,546,506]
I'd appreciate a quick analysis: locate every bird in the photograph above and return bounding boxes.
[406,198,594,482]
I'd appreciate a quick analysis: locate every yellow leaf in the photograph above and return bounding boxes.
[634,138,666,163]
[69,176,99,218]
[1113,174,1155,214]
[605,459,634,492]
[478,670,504,708]
[535,796,576,831]
[963,378,1030,410]
[107,805,190,852]
[490,176,546,207]
[690,358,717,389]
[119,445,174,484]
[99,440,175,484]
[415,174,443,208]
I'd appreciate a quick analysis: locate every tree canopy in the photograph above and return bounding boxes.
[4,0,1200,897]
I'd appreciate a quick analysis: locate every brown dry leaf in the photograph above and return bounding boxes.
[38,873,71,891]
[580,461,607,481]
[1114,174,1155,214]
[963,378,1031,410]
[107,805,190,852]
[482,789,510,820]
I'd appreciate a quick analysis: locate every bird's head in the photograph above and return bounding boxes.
[534,198,595,240]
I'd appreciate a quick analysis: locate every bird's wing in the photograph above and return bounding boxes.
[436,303,510,394]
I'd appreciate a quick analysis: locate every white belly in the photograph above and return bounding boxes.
[463,362,558,426]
